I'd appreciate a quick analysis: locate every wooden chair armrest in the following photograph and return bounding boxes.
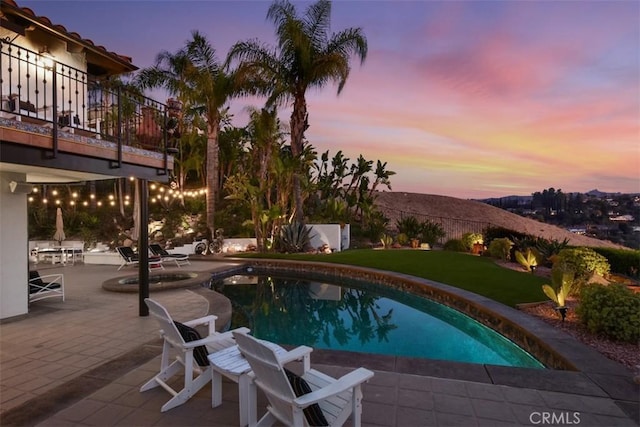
[294,368,374,408]
[278,345,313,365]
[183,314,218,335]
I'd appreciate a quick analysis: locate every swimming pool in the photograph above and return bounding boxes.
[209,272,544,369]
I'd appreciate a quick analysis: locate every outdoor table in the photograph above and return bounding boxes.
[208,342,285,427]
[35,247,66,265]
[34,247,83,265]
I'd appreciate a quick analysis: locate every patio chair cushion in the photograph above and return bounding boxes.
[173,321,209,367]
[285,368,329,426]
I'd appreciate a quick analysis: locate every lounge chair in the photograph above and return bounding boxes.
[116,246,163,271]
[149,243,190,267]
[28,270,64,303]
[233,330,374,427]
[140,298,250,412]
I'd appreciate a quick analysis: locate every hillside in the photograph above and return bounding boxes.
[373,192,623,249]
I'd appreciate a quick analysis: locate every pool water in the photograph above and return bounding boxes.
[210,274,544,369]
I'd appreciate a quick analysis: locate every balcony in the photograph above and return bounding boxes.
[0,40,173,176]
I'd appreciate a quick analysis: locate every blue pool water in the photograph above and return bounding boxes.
[209,273,544,368]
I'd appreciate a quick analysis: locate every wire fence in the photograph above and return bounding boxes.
[390,208,496,245]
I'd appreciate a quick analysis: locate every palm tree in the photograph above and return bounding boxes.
[229,0,367,222]
[136,31,239,240]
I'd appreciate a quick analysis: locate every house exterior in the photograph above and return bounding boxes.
[0,0,173,319]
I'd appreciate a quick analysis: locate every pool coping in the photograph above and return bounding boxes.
[215,258,638,407]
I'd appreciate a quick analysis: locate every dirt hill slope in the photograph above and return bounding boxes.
[373,192,622,249]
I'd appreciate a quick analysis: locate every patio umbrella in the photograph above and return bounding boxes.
[53,207,66,245]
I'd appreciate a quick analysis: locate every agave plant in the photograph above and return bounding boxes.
[278,222,313,253]
[541,266,576,308]
[380,233,393,249]
[515,248,539,272]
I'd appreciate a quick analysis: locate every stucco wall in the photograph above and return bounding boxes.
[308,223,350,252]
[0,172,29,319]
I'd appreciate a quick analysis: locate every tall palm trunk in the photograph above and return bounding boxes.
[290,94,308,222]
[206,119,220,239]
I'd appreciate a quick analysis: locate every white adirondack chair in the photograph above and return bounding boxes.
[232,330,374,427]
[141,298,249,412]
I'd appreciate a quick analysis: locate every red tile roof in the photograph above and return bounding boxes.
[3,0,136,70]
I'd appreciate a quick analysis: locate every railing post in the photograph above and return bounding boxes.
[163,109,168,175]
[116,86,122,168]
[51,63,58,159]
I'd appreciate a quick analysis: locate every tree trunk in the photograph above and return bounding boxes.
[290,95,308,222]
[206,119,220,240]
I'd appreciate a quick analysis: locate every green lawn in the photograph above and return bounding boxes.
[238,249,549,307]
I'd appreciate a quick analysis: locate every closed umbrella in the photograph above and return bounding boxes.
[53,207,66,245]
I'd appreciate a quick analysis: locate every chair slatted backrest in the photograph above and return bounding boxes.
[150,244,169,256]
[28,270,44,286]
[117,246,137,261]
[145,298,186,347]
[232,331,297,422]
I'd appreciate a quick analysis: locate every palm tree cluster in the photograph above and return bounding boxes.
[135,0,389,251]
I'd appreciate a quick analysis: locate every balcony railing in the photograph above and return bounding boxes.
[1,39,170,167]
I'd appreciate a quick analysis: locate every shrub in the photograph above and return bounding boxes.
[511,235,539,254]
[576,283,640,343]
[443,239,467,252]
[396,233,409,246]
[396,216,422,238]
[488,238,513,261]
[555,247,611,281]
[484,226,534,245]
[535,237,570,267]
[591,247,640,279]
[420,220,446,246]
[461,232,483,251]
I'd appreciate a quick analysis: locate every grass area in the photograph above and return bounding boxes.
[237,249,549,307]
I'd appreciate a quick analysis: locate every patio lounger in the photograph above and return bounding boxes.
[149,243,190,267]
[116,246,163,271]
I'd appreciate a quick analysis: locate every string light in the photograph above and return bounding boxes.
[26,182,208,209]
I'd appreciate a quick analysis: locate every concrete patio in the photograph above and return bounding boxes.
[1,260,637,426]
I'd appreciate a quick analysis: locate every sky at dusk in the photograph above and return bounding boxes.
[19,0,640,199]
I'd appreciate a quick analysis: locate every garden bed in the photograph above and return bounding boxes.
[519,299,639,372]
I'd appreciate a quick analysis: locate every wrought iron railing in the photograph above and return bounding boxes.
[0,39,169,162]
